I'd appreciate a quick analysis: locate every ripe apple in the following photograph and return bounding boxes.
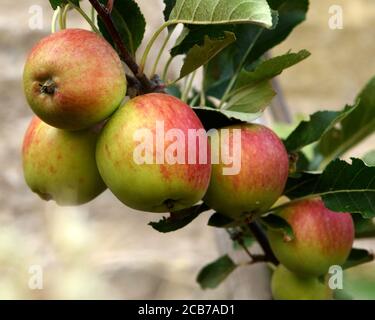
[22,117,106,205]
[271,265,332,300]
[268,198,354,276]
[96,93,211,212]
[203,124,289,220]
[23,28,126,130]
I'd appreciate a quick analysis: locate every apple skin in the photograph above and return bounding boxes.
[268,198,354,276]
[96,93,211,213]
[23,28,126,131]
[22,117,106,205]
[203,124,289,220]
[271,265,332,300]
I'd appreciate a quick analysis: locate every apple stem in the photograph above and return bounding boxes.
[88,0,162,94]
[247,221,279,265]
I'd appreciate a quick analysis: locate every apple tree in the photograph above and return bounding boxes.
[22,0,375,299]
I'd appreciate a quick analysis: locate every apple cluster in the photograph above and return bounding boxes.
[22,29,355,300]
[22,28,290,217]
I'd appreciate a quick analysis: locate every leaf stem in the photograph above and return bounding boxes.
[189,94,200,107]
[91,3,97,30]
[269,195,315,213]
[247,221,278,265]
[162,55,174,82]
[219,29,263,108]
[59,5,66,29]
[181,71,196,102]
[68,1,100,33]
[200,66,207,106]
[150,26,176,77]
[61,3,71,29]
[51,8,60,33]
[140,22,172,73]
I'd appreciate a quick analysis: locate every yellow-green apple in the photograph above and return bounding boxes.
[22,117,106,205]
[96,93,211,212]
[268,198,354,276]
[271,265,332,300]
[23,28,126,130]
[203,124,289,220]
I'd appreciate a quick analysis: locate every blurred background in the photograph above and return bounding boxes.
[0,0,374,299]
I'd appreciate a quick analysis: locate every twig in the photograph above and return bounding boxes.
[88,0,155,93]
[247,221,279,265]
[227,229,268,265]
[126,75,142,98]
[106,0,114,13]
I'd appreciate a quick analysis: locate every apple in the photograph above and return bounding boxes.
[271,265,332,300]
[23,28,126,130]
[203,124,289,220]
[22,117,106,205]
[96,93,211,212]
[268,198,354,276]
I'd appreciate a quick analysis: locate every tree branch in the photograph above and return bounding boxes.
[247,221,279,265]
[88,0,156,93]
[106,0,114,13]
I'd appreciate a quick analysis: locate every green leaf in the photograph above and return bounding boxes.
[364,151,375,167]
[317,76,375,165]
[163,0,177,31]
[169,4,278,58]
[171,25,232,57]
[149,204,209,233]
[179,31,236,79]
[260,214,294,240]
[169,0,273,28]
[233,234,255,250]
[197,255,237,289]
[163,0,177,21]
[204,50,235,99]
[193,106,262,129]
[343,248,374,270]
[207,212,237,228]
[49,0,80,9]
[225,81,276,113]
[98,0,146,56]
[201,0,308,98]
[353,214,375,238]
[235,50,310,89]
[285,105,356,153]
[244,0,309,65]
[284,158,375,218]
[224,50,310,113]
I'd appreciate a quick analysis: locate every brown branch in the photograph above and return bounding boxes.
[106,0,114,13]
[88,0,155,93]
[227,228,268,265]
[247,221,279,265]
